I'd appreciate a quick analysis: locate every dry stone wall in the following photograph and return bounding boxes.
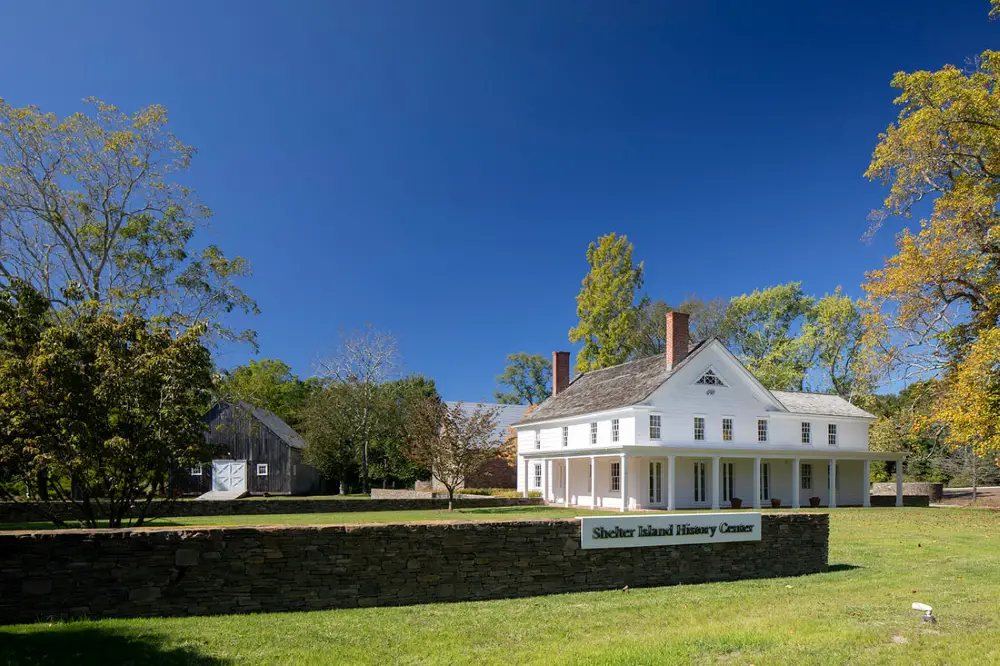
[0,514,828,625]
[870,482,943,502]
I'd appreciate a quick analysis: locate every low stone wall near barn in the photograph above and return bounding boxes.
[369,489,487,500]
[0,497,542,524]
[871,482,943,502]
[0,513,828,625]
[869,495,931,507]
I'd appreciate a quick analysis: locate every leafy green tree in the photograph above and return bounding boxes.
[0,97,257,347]
[299,383,358,495]
[718,282,816,390]
[0,280,215,527]
[862,16,1000,455]
[314,326,399,493]
[568,233,646,373]
[403,400,503,510]
[371,375,438,487]
[217,359,318,427]
[801,289,877,400]
[495,353,552,405]
[632,296,729,358]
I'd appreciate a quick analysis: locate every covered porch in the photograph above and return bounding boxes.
[521,449,906,511]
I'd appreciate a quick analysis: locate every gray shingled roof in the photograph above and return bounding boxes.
[770,391,875,419]
[236,401,308,449]
[445,401,530,440]
[515,340,875,426]
[516,341,709,425]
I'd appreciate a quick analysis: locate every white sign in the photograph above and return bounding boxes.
[579,512,762,549]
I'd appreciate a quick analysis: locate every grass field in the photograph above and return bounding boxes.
[0,505,629,531]
[2,507,999,665]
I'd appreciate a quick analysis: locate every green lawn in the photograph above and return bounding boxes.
[2,507,999,665]
[0,505,631,531]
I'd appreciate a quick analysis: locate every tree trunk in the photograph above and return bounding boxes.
[362,438,370,494]
[447,486,454,511]
[339,478,347,496]
[972,447,978,501]
[36,469,49,501]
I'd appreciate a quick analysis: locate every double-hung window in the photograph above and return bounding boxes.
[590,422,598,445]
[722,417,733,442]
[610,461,621,492]
[757,419,768,442]
[649,414,662,440]
[801,422,811,444]
[611,419,620,443]
[533,463,542,489]
[534,431,541,450]
[801,463,813,490]
[693,416,705,441]
[828,424,838,446]
[562,426,568,447]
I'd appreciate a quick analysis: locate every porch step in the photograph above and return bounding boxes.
[196,490,249,501]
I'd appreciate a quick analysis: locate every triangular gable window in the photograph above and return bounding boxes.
[695,368,728,387]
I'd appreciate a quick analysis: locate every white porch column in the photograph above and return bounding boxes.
[542,459,550,504]
[829,460,837,508]
[863,460,871,508]
[895,458,903,507]
[522,457,529,498]
[711,456,721,510]
[752,457,761,509]
[564,457,570,508]
[590,456,597,509]
[620,453,629,513]
[792,458,800,509]
[667,454,676,511]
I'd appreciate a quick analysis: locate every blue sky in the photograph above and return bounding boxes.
[1,1,995,400]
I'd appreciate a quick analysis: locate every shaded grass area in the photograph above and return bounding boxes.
[0,506,631,531]
[2,508,999,665]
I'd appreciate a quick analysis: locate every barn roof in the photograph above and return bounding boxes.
[232,401,308,449]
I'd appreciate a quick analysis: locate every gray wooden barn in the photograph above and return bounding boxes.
[181,401,322,497]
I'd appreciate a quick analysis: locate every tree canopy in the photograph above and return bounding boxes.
[631,296,728,359]
[0,97,257,347]
[403,400,503,510]
[568,233,646,373]
[862,37,1000,454]
[0,280,215,527]
[494,353,551,405]
[216,359,317,427]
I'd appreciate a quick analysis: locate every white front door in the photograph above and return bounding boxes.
[212,460,247,492]
[649,461,662,505]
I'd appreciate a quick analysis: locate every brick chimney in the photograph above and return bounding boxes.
[665,311,690,370]
[552,351,571,395]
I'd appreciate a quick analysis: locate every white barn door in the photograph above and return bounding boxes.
[212,460,247,492]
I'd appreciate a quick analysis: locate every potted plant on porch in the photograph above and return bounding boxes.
[730,497,743,509]
[770,498,782,508]
[809,496,821,507]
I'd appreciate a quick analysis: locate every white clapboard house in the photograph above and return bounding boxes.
[514,312,905,511]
